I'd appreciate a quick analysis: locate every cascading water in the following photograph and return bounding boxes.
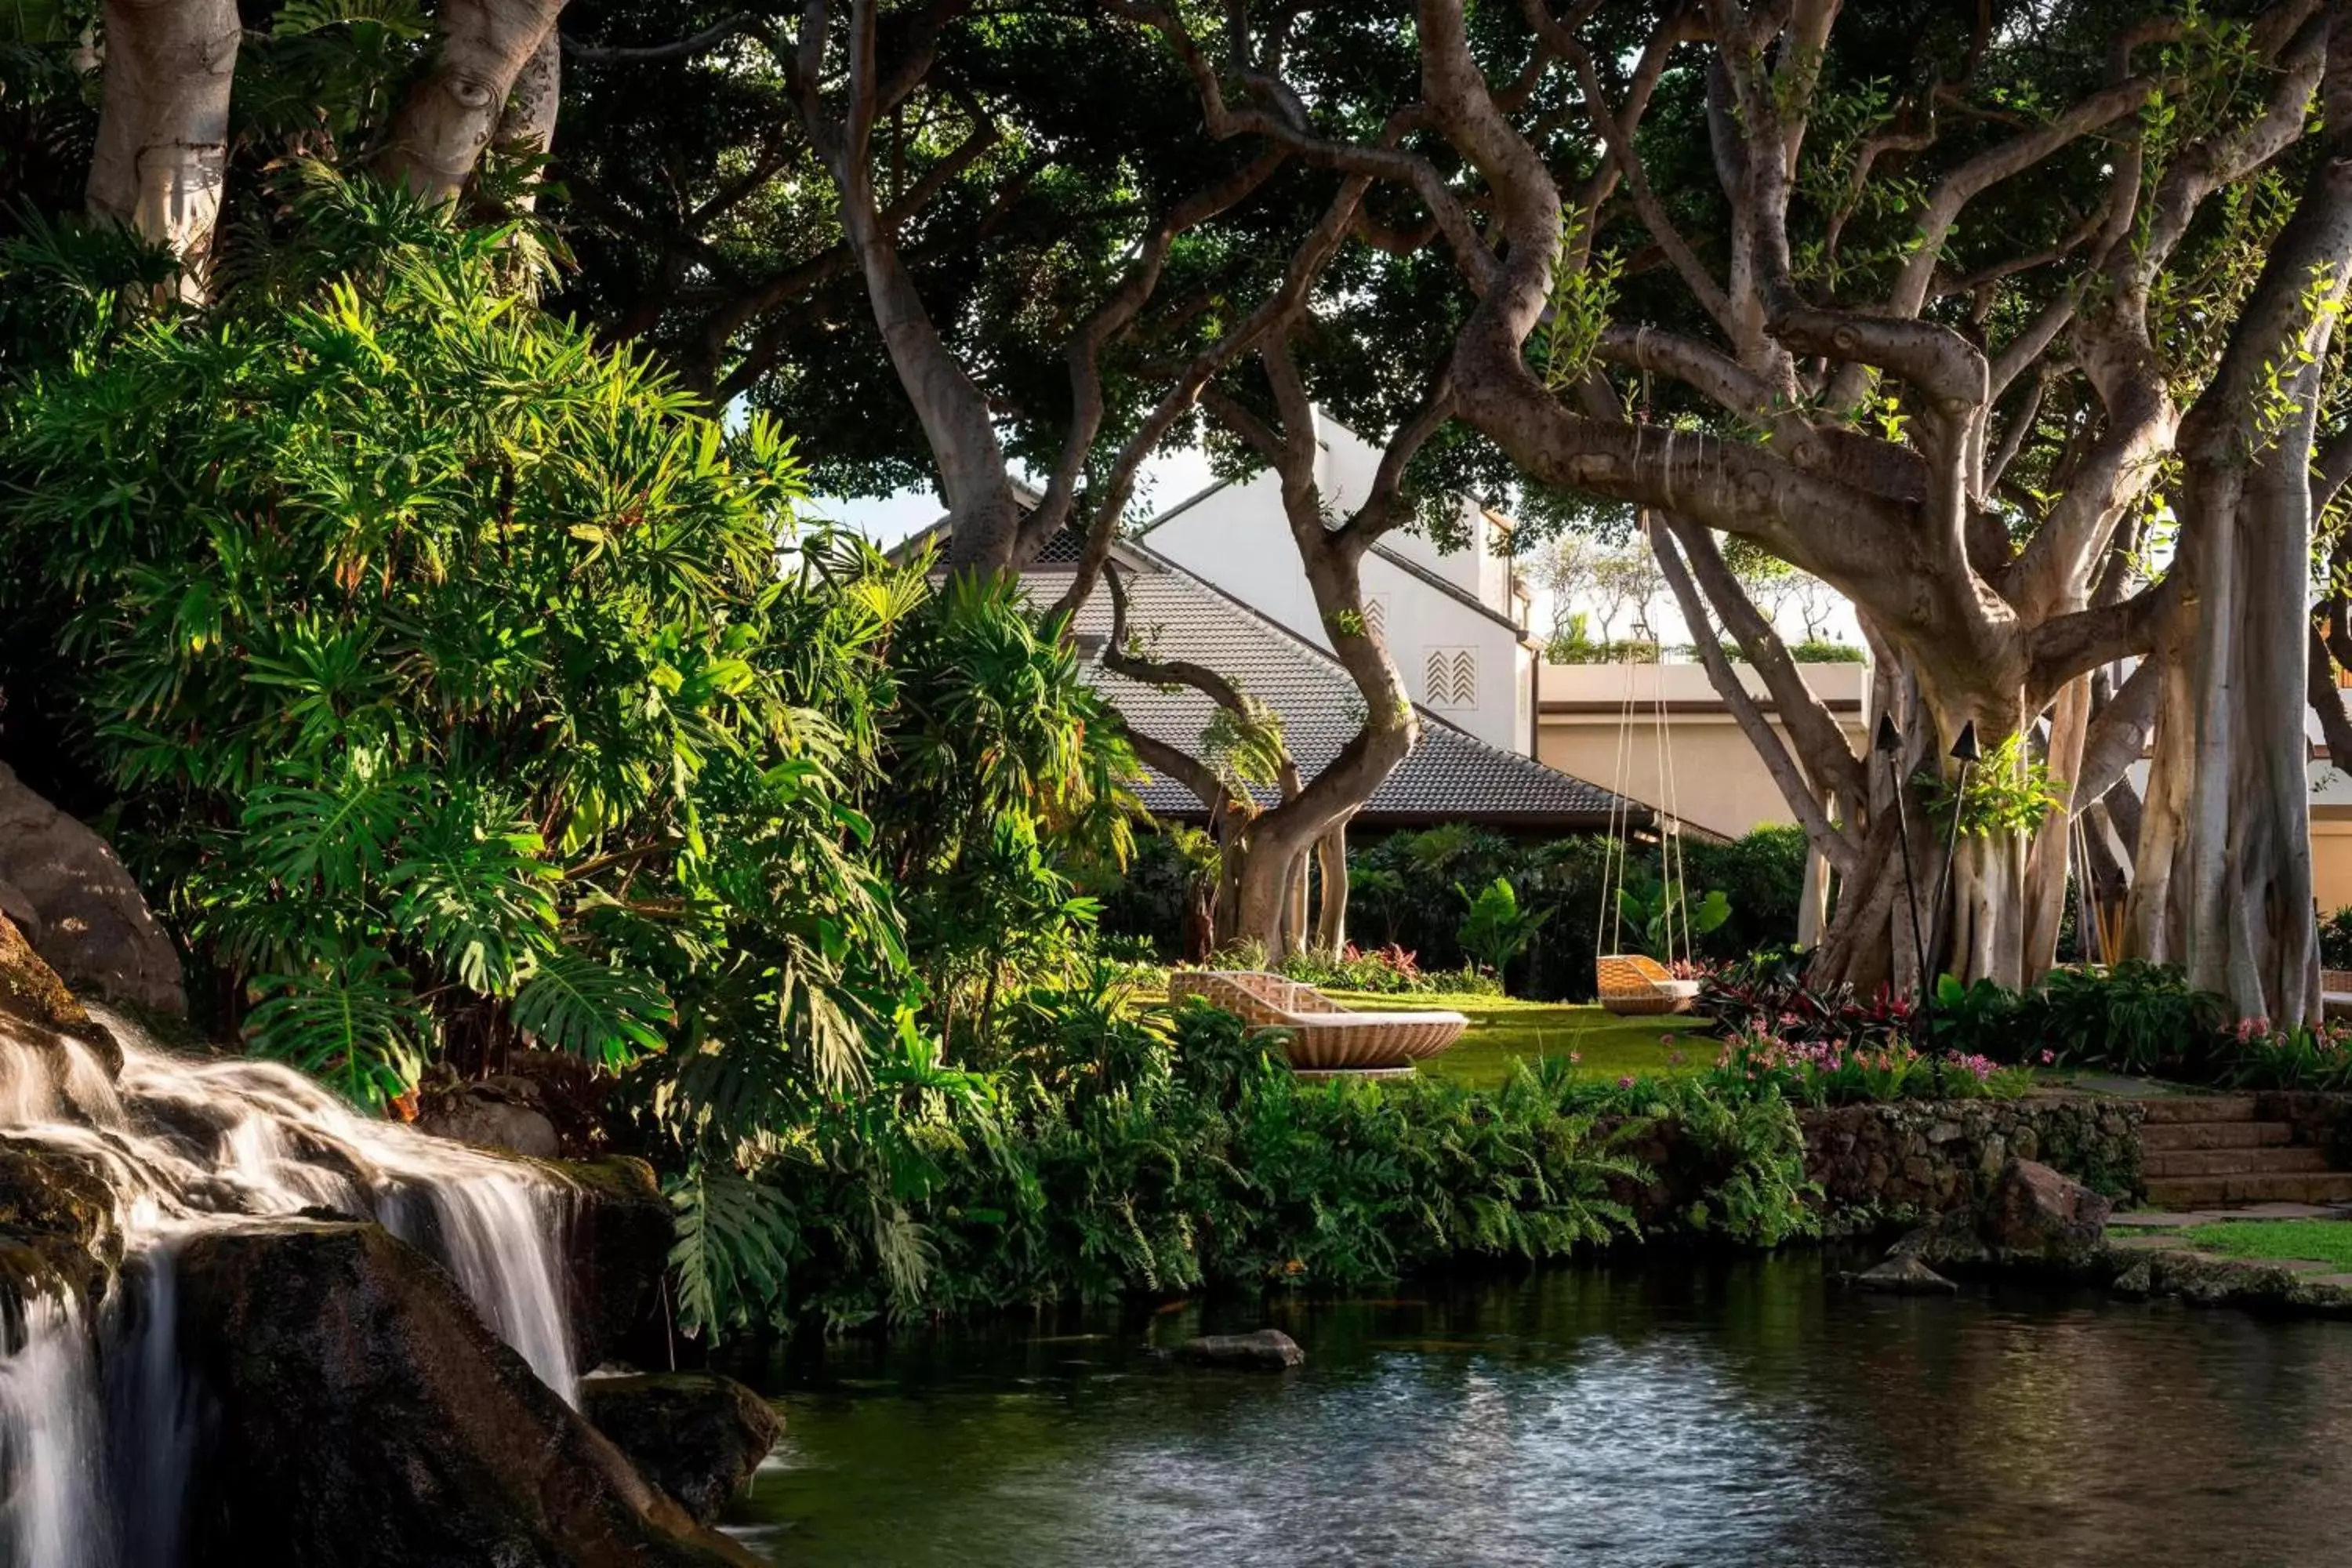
[0,1004,583,1567]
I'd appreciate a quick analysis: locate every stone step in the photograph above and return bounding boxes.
[2139,1120,2296,1152]
[2144,1171,2352,1207]
[2137,1096,2260,1124]
[2142,1145,2332,1178]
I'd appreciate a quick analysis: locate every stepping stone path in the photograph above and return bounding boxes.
[2139,1098,2352,1207]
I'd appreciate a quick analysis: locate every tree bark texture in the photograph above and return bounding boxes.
[86,0,240,289]
[383,0,570,205]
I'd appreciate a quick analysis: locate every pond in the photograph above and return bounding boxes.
[719,1254,2352,1566]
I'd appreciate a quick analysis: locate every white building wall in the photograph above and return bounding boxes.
[1139,412,1537,756]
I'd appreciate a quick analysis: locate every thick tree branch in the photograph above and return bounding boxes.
[1653,518,1860,876]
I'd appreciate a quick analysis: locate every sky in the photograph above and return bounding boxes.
[813,448,1223,550]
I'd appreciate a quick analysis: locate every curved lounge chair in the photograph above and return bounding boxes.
[1167,971,1467,1073]
[1595,953,1700,1016]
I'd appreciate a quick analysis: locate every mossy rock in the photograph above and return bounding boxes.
[0,1137,125,1307]
[0,913,87,1039]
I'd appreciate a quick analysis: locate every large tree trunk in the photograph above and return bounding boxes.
[490,23,561,212]
[383,0,569,205]
[2022,675,2092,980]
[86,0,239,291]
[2128,10,2352,1023]
[1312,822,1349,955]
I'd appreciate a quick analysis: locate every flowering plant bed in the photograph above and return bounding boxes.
[1708,1030,2035,1108]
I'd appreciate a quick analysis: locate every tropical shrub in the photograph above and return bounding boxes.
[681,997,1820,1334]
[1274,942,1497,996]
[1,174,917,1110]
[1336,824,1806,1000]
[1614,872,1732,960]
[1456,876,1550,981]
[1695,948,1915,1052]
[2025,960,2227,1073]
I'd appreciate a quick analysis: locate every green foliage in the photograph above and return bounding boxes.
[1319,826,1805,1000]
[1530,216,1621,392]
[1709,1029,2035,1107]
[1,172,913,1109]
[2030,960,2227,1074]
[2320,907,2352,971]
[668,1163,798,1339]
[671,996,1820,1334]
[1275,942,1497,997]
[1615,873,1731,961]
[865,572,1140,1051]
[1921,735,2064,838]
[1455,877,1551,981]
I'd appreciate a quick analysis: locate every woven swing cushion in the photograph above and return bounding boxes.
[1168,971,1467,1070]
[1595,954,1700,1015]
[2325,971,2352,1019]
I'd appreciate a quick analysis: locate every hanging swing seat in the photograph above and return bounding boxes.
[2324,971,2352,1020]
[1595,953,1700,1016]
[1168,971,1467,1073]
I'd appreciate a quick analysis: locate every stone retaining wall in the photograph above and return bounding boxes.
[1798,1098,2144,1218]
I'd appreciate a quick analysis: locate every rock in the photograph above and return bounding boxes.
[1979,1157,2111,1266]
[173,1218,757,1567]
[561,1156,673,1370]
[2111,1261,2154,1298]
[581,1373,781,1524]
[0,1136,123,1303]
[1852,1254,1958,1294]
[1175,1329,1305,1370]
[1887,1210,1987,1270]
[0,764,183,1015]
[0,912,89,1042]
[422,1085,561,1160]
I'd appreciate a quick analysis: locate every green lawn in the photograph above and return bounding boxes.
[1323,991,1711,1089]
[2179,1219,2352,1272]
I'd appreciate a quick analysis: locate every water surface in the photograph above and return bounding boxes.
[724,1255,2352,1566]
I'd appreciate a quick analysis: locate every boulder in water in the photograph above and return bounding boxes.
[173,1218,759,1567]
[1174,1329,1305,1370]
[580,1373,781,1524]
[1979,1157,2111,1266]
[1851,1254,1959,1294]
[0,764,183,1015]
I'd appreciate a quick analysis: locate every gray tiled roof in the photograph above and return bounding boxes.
[1049,546,1644,829]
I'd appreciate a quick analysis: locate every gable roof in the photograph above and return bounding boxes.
[1054,543,1645,831]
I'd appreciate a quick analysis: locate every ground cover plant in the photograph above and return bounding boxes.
[717,997,1816,1330]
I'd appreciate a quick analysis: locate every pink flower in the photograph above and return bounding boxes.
[2039,1049,2056,1066]
[1617,1075,1636,1088]
[1568,1051,1582,1063]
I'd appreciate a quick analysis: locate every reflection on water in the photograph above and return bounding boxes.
[723,1254,2352,1566]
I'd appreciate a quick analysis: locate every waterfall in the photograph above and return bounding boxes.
[0,1006,583,1566]
[0,1297,111,1568]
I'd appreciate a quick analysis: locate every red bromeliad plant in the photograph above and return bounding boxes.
[1695,950,1916,1054]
